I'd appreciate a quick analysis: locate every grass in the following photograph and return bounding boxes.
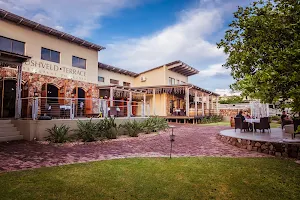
[199,121,230,126]
[0,157,300,200]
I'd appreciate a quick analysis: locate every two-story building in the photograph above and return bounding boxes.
[97,61,220,118]
[0,9,104,118]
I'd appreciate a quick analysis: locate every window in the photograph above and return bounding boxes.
[177,80,180,84]
[168,77,175,85]
[123,82,131,87]
[98,76,104,82]
[110,79,119,85]
[0,36,25,55]
[41,48,60,63]
[72,56,86,69]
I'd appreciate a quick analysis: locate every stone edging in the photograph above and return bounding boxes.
[217,134,300,160]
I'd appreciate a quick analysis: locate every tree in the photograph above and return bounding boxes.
[219,96,245,104]
[217,0,300,113]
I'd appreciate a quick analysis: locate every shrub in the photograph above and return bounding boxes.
[141,117,169,134]
[45,124,71,143]
[74,119,98,142]
[101,118,119,139]
[271,115,281,121]
[122,120,142,137]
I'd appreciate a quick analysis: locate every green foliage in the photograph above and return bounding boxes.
[271,115,281,121]
[45,124,71,143]
[141,117,169,134]
[219,96,244,104]
[217,0,300,112]
[296,125,300,134]
[74,119,99,142]
[121,120,142,137]
[100,118,118,139]
[200,115,223,124]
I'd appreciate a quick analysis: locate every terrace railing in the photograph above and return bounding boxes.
[20,97,150,120]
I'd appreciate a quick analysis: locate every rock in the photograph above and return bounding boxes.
[261,144,268,150]
[269,151,275,155]
[241,139,247,145]
[257,148,262,153]
[252,147,258,151]
[255,142,261,147]
[242,145,247,149]
[237,138,242,143]
[275,152,282,157]
[236,143,242,148]
[247,145,252,151]
[269,145,274,151]
[263,150,269,154]
[247,140,251,145]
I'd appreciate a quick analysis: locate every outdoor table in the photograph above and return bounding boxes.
[245,118,260,133]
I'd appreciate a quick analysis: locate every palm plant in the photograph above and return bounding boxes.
[45,124,71,143]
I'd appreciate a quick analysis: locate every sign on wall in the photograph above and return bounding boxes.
[23,59,87,82]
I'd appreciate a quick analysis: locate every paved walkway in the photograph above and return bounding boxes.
[0,124,269,171]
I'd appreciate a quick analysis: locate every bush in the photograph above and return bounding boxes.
[200,115,222,124]
[101,118,119,139]
[45,124,71,143]
[74,119,99,142]
[141,117,169,134]
[122,120,142,137]
[271,115,281,121]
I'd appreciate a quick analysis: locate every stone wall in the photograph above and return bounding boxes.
[217,134,300,159]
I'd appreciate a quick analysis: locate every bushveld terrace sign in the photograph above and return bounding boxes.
[23,59,87,81]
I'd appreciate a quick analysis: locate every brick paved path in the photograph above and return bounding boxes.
[0,124,269,171]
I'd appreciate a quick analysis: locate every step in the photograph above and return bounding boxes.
[0,135,23,142]
[0,123,15,128]
[0,126,18,131]
[0,120,11,124]
[0,130,20,137]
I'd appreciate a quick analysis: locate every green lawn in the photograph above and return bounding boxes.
[1,158,300,200]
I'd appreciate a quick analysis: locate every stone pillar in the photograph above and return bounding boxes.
[153,89,156,115]
[185,87,190,117]
[15,64,22,119]
[110,87,114,107]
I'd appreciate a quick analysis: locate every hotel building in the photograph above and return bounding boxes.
[0,8,219,140]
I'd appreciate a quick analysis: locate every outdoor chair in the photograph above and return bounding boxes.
[180,109,185,116]
[50,104,60,119]
[254,117,271,133]
[234,117,248,132]
[292,118,300,139]
[109,107,117,117]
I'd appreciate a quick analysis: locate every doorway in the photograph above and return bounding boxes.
[73,87,85,117]
[0,79,17,118]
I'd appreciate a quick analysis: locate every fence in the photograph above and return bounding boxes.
[20,97,150,120]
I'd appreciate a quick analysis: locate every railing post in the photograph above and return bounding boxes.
[15,64,22,119]
[127,91,132,118]
[70,99,75,119]
[142,93,146,117]
[32,97,38,120]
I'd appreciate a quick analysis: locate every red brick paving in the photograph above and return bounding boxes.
[0,124,269,171]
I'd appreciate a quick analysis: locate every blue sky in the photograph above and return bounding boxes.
[0,0,254,93]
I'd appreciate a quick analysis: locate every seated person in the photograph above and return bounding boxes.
[236,110,245,122]
[281,111,293,129]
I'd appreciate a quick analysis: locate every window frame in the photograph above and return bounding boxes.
[169,77,175,85]
[0,36,25,55]
[123,82,131,87]
[98,76,105,82]
[41,47,60,63]
[72,56,86,69]
[110,79,119,85]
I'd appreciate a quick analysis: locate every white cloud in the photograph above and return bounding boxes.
[100,8,226,72]
[0,0,140,37]
[199,63,230,78]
